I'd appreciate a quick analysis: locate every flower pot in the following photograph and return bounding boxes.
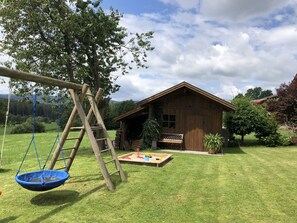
[208,148,216,154]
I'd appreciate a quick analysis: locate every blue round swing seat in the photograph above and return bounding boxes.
[15,170,69,191]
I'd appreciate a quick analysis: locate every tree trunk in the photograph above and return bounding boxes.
[241,134,244,144]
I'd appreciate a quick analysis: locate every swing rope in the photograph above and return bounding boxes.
[43,93,68,172]
[0,82,11,168]
[15,92,70,191]
[16,93,42,176]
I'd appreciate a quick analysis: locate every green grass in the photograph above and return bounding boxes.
[1,131,297,222]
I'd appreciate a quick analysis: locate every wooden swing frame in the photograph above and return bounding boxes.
[0,66,126,191]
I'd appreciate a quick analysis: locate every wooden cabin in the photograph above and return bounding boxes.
[115,81,235,151]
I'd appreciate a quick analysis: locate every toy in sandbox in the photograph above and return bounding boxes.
[118,148,172,167]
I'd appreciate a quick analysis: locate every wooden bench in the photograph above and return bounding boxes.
[158,133,184,150]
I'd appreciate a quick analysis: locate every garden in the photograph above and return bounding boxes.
[1,128,297,223]
[1,1,297,222]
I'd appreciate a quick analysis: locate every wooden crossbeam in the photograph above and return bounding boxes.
[0,66,83,90]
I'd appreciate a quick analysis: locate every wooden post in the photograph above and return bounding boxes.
[66,88,104,171]
[86,88,127,182]
[148,104,154,119]
[69,88,115,191]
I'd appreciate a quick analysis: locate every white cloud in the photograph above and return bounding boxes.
[1,2,296,101]
[201,0,291,20]
[110,2,297,101]
[215,83,242,100]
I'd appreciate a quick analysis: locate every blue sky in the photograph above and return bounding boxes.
[101,0,176,15]
[1,0,297,101]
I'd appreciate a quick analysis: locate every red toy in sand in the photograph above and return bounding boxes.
[136,147,143,158]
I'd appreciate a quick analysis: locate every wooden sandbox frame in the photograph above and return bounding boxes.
[118,152,172,167]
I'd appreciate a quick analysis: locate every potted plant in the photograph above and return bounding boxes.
[142,118,160,149]
[203,133,224,154]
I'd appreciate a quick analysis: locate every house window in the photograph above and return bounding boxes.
[163,114,176,129]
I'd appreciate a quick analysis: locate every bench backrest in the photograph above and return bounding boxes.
[159,133,183,141]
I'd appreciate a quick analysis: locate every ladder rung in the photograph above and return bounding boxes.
[91,126,102,130]
[109,170,120,176]
[70,127,84,130]
[70,126,102,131]
[96,138,107,141]
[62,147,76,151]
[57,156,72,161]
[100,148,110,153]
[66,137,81,140]
[86,93,94,97]
[105,159,115,164]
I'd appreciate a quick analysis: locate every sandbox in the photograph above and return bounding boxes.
[118,152,172,167]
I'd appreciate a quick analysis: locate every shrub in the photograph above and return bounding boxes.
[260,133,281,147]
[254,106,279,140]
[9,114,28,124]
[280,136,292,146]
[11,118,45,134]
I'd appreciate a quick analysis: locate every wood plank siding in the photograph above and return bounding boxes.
[115,82,235,151]
[161,89,223,150]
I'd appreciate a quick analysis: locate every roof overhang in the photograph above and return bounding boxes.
[115,107,147,122]
[137,81,235,111]
[115,81,235,122]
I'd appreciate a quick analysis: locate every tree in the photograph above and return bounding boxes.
[235,87,273,100]
[254,105,279,140]
[104,100,136,129]
[0,0,154,98]
[245,87,273,100]
[0,99,6,124]
[267,74,297,125]
[225,96,281,146]
[224,97,259,143]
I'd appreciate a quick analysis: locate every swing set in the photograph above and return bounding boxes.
[0,66,126,192]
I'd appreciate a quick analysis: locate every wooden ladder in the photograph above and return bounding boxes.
[48,84,126,191]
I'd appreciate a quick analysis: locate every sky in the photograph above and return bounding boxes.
[1,0,297,101]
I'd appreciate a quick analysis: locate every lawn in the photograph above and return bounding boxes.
[1,131,297,222]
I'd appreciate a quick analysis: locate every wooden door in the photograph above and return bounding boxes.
[183,110,205,151]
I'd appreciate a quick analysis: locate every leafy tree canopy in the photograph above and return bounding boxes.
[225,96,279,145]
[0,0,154,98]
[245,87,273,100]
[104,100,136,129]
[235,87,273,100]
[224,97,259,143]
[268,74,297,124]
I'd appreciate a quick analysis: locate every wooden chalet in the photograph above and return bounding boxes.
[115,81,235,151]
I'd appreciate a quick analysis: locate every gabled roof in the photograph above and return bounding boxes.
[137,81,235,109]
[115,81,235,121]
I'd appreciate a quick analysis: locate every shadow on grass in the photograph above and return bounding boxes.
[239,139,262,147]
[31,190,79,206]
[0,168,11,173]
[30,185,104,223]
[67,174,104,184]
[0,216,19,223]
